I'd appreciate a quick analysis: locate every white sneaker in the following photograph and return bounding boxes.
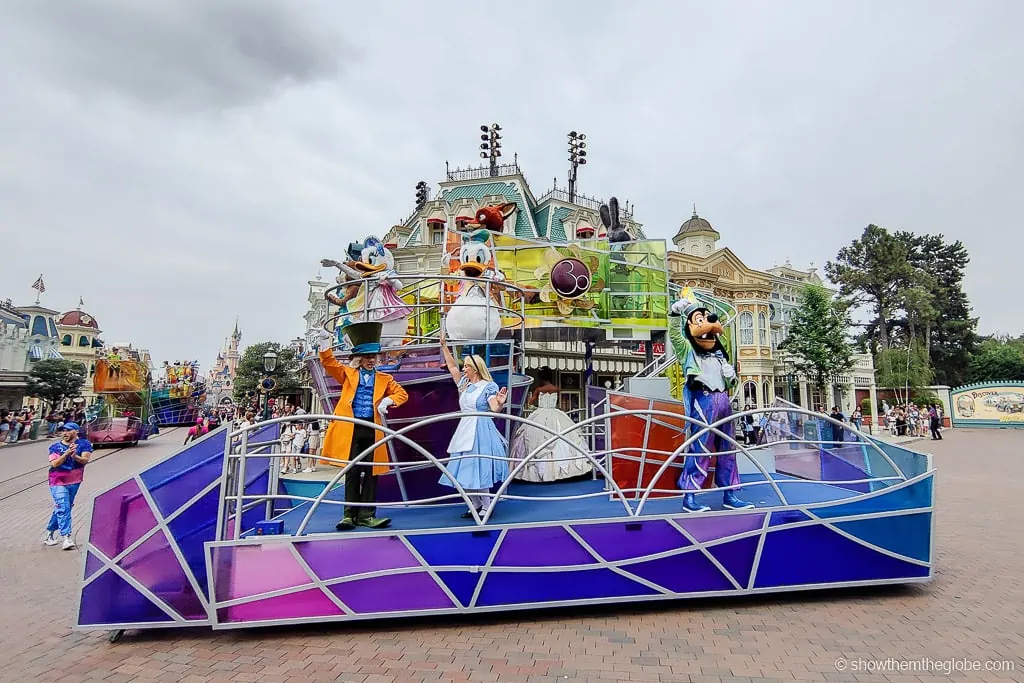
[42,532,59,546]
[302,467,312,473]
[61,536,76,551]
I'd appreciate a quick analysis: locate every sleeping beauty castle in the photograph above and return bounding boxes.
[207,320,242,406]
[302,126,878,418]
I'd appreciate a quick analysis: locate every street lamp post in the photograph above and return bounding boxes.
[479,124,502,176]
[567,131,587,202]
[259,350,278,421]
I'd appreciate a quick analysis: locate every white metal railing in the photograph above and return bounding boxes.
[216,404,921,538]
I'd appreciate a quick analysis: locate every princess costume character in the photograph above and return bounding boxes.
[438,328,509,518]
[508,380,592,482]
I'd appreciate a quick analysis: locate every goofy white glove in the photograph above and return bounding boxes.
[377,397,394,416]
[720,358,737,381]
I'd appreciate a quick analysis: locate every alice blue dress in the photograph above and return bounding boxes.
[439,378,509,490]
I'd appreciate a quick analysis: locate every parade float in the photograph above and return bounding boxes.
[75,198,935,640]
[85,353,155,446]
[150,361,206,427]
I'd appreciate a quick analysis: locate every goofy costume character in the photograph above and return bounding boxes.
[318,321,409,530]
[669,288,754,513]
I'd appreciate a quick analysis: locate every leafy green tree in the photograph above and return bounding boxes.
[876,343,934,405]
[232,342,302,403]
[779,284,855,399]
[26,359,87,411]
[896,232,978,386]
[825,224,918,352]
[967,337,1024,383]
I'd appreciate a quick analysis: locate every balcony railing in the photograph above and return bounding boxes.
[445,162,522,182]
[534,187,634,220]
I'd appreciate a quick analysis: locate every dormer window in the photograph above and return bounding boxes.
[427,218,446,246]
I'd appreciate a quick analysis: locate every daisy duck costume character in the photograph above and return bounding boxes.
[669,288,754,513]
[324,237,411,349]
[445,229,505,341]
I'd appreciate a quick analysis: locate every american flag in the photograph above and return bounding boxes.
[31,275,45,294]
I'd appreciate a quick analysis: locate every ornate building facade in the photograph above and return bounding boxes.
[668,210,877,414]
[0,299,64,411]
[208,321,242,405]
[56,306,105,405]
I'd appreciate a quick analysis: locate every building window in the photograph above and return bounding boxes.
[79,335,90,347]
[763,381,771,407]
[739,312,754,345]
[430,228,444,245]
[743,381,758,407]
[61,334,72,346]
[758,312,768,346]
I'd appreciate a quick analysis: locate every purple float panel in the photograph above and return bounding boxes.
[330,573,454,614]
[571,520,689,562]
[624,549,735,593]
[476,568,658,607]
[753,524,930,588]
[89,478,159,560]
[218,587,342,624]
[493,526,595,567]
[83,551,105,581]
[820,447,872,493]
[139,433,226,518]
[674,513,766,544]
[707,536,762,588]
[296,537,421,581]
[773,447,822,480]
[166,485,221,598]
[118,529,205,620]
[212,544,315,603]
[79,568,173,626]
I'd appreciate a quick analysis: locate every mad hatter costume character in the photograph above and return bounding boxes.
[318,321,409,530]
[438,323,510,518]
[669,288,754,512]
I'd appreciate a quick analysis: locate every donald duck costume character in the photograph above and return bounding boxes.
[445,229,504,341]
[669,288,754,513]
[318,321,409,530]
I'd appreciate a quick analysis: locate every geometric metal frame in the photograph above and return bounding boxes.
[75,408,935,632]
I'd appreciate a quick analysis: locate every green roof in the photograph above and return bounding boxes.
[549,207,571,242]
[439,182,536,238]
[533,206,550,238]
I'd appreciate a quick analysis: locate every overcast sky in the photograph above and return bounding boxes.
[1,0,1020,371]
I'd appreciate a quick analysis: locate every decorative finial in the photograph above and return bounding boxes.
[692,203,698,218]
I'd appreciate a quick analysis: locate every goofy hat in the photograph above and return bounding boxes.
[341,321,383,356]
[670,287,728,357]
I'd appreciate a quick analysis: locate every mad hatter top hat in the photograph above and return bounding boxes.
[341,321,383,356]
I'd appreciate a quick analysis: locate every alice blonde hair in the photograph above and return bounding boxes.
[462,355,493,383]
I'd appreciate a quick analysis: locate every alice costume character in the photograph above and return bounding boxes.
[337,237,412,349]
[440,378,509,516]
[318,322,409,530]
[509,391,592,482]
[669,289,754,512]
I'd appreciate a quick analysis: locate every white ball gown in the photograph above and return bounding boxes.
[509,392,593,482]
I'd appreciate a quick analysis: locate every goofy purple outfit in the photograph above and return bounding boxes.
[669,290,754,513]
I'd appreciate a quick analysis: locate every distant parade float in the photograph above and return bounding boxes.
[76,191,934,641]
[84,351,155,446]
[150,361,206,427]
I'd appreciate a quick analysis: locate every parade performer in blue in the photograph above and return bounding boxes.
[437,321,509,518]
[43,421,93,550]
[669,288,754,512]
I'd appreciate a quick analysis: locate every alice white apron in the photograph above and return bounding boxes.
[447,381,485,454]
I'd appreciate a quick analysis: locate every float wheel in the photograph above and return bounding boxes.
[108,629,125,644]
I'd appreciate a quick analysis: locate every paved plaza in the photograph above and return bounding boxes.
[0,427,1020,682]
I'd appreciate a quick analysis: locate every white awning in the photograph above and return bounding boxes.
[28,344,43,361]
[47,347,63,360]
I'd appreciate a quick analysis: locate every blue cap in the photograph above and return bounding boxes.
[63,422,80,431]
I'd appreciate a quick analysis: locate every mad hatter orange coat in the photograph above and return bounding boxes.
[319,349,408,476]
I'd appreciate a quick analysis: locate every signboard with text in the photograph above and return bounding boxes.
[950,382,1024,428]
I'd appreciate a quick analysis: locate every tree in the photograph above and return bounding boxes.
[232,342,302,404]
[779,284,855,400]
[896,232,978,386]
[825,224,918,353]
[26,359,87,411]
[967,337,1024,383]
[876,343,934,405]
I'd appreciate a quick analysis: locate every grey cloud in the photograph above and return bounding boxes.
[6,0,350,110]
